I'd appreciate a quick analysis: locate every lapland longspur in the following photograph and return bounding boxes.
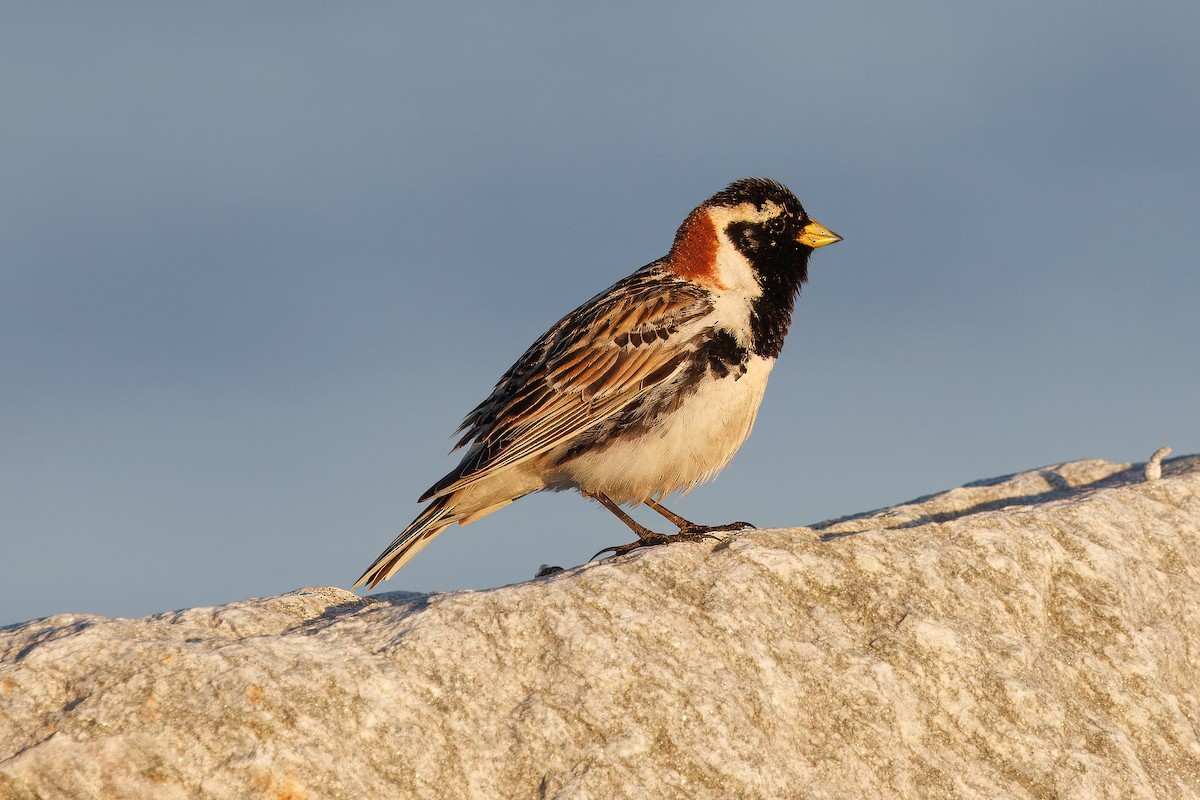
[355,178,840,589]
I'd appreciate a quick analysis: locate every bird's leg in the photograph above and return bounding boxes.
[591,491,658,541]
[644,497,756,535]
[590,491,720,559]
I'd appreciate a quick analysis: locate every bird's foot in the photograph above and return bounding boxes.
[592,529,720,560]
[676,520,756,536]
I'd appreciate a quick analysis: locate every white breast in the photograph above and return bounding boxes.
[559,355,775,504]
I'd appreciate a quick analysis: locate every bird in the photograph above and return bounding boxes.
[354,177,840,589]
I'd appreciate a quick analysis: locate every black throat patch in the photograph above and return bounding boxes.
[725,224,812,360]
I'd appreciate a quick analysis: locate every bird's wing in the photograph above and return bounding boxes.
[421,266,713,502]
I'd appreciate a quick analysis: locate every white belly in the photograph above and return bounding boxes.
[559,355,774,503]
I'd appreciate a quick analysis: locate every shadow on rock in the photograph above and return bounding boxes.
[814,462,1152,541]
[290,590,434,636]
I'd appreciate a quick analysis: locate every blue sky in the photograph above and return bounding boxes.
[3,2,1198,625]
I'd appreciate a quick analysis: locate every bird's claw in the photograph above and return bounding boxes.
[592,529,722,561]
[677,520,756,535]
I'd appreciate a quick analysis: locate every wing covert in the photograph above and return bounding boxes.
[422,265,713,502]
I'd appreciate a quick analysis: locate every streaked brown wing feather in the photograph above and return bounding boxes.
[423,265,711,502]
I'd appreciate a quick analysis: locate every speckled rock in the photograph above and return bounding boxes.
[2,456,1199,799]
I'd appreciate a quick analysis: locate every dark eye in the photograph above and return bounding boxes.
[765,216,786,235]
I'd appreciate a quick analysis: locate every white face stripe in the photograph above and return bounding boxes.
[702,206,768,292]
[706,201,785,228]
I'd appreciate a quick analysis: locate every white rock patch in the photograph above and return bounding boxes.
[2,455,1199,799]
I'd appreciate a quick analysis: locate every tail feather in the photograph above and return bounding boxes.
[353,497,456,590]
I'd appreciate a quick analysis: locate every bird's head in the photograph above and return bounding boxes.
[666,177,840,292]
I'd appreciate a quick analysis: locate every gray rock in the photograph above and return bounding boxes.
[3,456,1199,799]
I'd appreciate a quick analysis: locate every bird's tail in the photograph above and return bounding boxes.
[353,497,457,590]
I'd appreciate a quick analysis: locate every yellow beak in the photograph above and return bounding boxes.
[796,218,842,249]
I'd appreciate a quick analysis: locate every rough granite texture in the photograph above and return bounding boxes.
[2,456,1199,799]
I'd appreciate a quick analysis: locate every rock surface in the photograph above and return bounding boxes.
[2,456,1199,799]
